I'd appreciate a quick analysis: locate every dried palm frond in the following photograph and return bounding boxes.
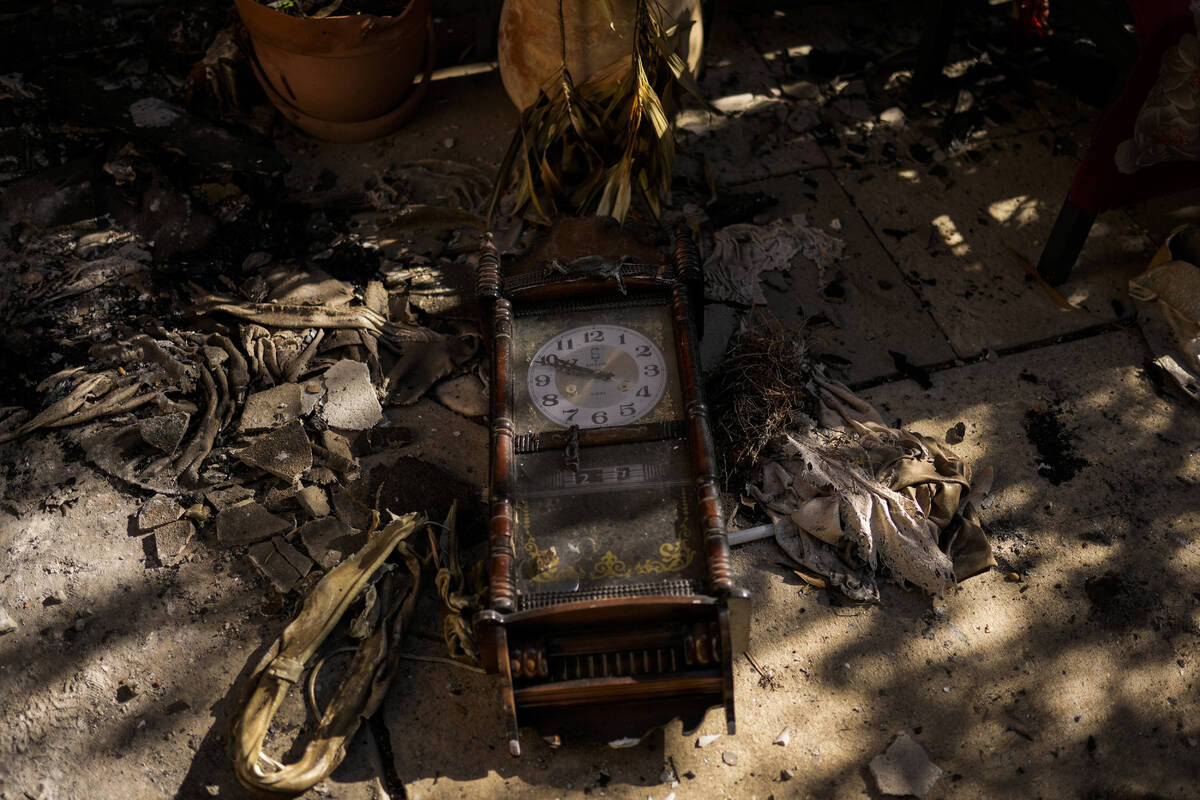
[488,0,707,226]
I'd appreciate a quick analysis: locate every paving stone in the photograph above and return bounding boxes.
[432,374,488,418]
[840,131,1153,358]
[149,519,194,566]
[322,359,383,430]
[236,419,313,481]
[299,517,365,570]
[137,411,189,455]
[239,383,303,433]
[740,172,955,383]
[296,485,330,518]
[215,501,291,546]
[136,495,184,533]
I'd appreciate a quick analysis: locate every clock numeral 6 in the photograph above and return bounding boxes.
[540,394,558,406]
[591,411,608,425]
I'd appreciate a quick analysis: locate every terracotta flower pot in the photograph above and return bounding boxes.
[497,0,703,111]
[235,0,434,142]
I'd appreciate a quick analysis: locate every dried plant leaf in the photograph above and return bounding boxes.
[490,0,702,225]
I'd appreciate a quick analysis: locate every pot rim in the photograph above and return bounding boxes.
[235,0,429,55]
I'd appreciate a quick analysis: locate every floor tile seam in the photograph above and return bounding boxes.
[848,318,1138,393]
[821,166,963,357]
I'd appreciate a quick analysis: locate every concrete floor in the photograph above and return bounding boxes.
[2,2,1199,799]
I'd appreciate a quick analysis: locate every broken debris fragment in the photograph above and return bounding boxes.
[239,383,303,433]
[138,411,190,455]
[0,608,16,635]
[321,359,383,430]
[869,733,943,797]
[205,485,255,511]
[247,536,314,594]
[136,495,185,533]
[149,520,195,566]
[298,517,364,569]
[236,419,313,481]
[295,485,330,518]
[215,501,291,546]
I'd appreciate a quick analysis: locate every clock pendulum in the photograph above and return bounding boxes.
[473,224,750,754]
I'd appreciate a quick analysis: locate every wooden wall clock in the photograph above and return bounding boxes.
[473,222,750,754]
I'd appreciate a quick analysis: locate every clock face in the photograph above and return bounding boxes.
[526,324,669,428]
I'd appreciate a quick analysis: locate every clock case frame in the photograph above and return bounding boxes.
[473,225,750,754]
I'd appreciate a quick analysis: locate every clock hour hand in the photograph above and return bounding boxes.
[537,354,615,381]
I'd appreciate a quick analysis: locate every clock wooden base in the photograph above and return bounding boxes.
[473,222,750,754]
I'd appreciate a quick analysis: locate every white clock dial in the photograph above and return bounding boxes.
[527,324,668,428]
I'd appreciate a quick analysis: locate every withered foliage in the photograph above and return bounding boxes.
[488,0,706,225]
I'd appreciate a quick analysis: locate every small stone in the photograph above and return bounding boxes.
[299,517,365,569]
[0,607,17,634]
[322,359,382,430]
[138,411,190,455]
[869,733,943,797]
[116,682,138,702]
[296,485,330,518]
[879,106,906,126]
[150,520,195,565]
[433,374,488,417]
[945,421,966,444]
[236,419,313,480]
[136,495,184,532]
[774,726,791,746]
[240,383,303,433]
[721,751,739,766]
[1006,572,1021,582]
[780,768,795,781]
[442,137,455,149]
[215,501,291,546]
[696,733,721,748]
[183,503,211,524]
